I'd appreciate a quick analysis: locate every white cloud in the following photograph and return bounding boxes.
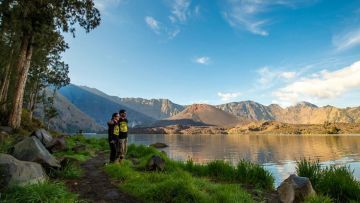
[222,0,315,36]
[94,0,122,13]
[257,67,296,86]
[273,60,360,105]
[217,92,242,102]
[195,56,211,65]
[170,0,192,23]
[333,28,360,51]
[145,16,161,34]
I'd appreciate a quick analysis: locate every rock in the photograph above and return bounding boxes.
[147,155,165,171]
[0,126,13,134]
[277,174,315,203]
[150,142,169,148]
[0,153,47,189]
[12,137,60,168]
[48,135,67,153]
[31,129,53,148]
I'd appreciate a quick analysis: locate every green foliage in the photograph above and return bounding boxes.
[105,144,277,202]
[0,135,15,154]
[49,163,83,179]
[236,160,274,190]
[296,159,321,187]
[297,159,360,202]
[104,163,254,203]
[2,181,78,203]
[304,194,333,203]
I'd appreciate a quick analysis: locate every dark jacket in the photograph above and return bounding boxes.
[107,119,120,142]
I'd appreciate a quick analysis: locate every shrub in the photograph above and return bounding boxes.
[296,159,321,187]
[296,159,360,202]
[236,160,274,190]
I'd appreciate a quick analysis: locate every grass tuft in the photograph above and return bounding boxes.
[296,159,360,202]
[2,181,78,203]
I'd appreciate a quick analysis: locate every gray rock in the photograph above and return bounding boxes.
[31,129,53,148]
[147,155,165,171]
[277,174,315,203]
[12,137,60,168]
[0,126,13,134]
[48,135,67,153]
[0,153,47,189]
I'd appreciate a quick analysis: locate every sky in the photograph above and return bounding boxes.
[62,0,360,107]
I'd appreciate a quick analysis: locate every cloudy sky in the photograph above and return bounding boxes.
[63,0,360,107]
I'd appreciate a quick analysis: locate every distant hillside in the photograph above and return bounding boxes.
[34,91,104,133]
[219,101,360,124]
[58,84,155,127]
[55,84,360,130]
[78,86,184,120]
[217,101,273,120]
[158,104,240,127]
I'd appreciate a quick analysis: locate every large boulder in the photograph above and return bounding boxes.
[31,129,53,148]
[12,137,60,168]
[277,174,315,203]
[0,153,47,189]
[147,155,165,171]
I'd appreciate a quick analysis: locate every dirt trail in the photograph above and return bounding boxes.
[66,152,141,203]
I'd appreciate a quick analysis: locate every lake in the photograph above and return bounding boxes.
[96,134,360,186]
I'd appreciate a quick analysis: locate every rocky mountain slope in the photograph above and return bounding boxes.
[58,84,155,127]
[157,104,240,127]
[34,91,104,133]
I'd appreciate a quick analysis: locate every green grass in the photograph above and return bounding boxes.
[0,135,16,154]
[2,181,79,203]
[54,135,109,162]
[103,144,277,202]
[49,163,83,179]
[105,163,254,203]
[304,194,333,203]
[296,159,360,202]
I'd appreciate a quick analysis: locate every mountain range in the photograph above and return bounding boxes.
[38,84,359,133]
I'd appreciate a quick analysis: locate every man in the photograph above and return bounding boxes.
[118,109,128,161]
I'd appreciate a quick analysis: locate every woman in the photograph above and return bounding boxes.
[108,112,120,163]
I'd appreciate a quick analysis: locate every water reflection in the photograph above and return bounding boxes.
[127,134,360,186]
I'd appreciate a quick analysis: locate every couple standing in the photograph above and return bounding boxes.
[108,109,128,163]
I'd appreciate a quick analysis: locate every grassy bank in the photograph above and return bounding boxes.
[104,144,274,202]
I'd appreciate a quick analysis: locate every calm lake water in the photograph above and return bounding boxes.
[96,134,360,186]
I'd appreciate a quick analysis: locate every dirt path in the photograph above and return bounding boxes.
[66,152,141,203]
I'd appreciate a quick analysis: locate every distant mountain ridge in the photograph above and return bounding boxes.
[53,84,359,131]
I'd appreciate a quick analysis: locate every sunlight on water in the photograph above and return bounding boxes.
[95,134,360,186]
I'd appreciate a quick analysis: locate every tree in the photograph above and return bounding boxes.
[6,0,100,128]
[24,32,70,121]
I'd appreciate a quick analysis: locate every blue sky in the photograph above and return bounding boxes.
[62,0,360,107]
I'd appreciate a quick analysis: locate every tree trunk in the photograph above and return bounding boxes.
[8,35,33,129]
[28,81,40,121]
[0,36,14,111]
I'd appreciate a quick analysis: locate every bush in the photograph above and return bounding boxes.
[296,159,321,187]
[236,160,274,190]
[2,181,78,203]
[296,159,360,202]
